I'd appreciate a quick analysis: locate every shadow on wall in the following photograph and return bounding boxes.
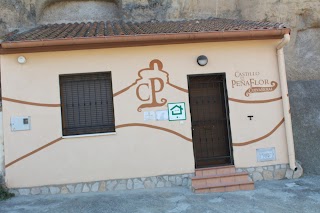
[289,80,320,175]
[38,0,121,24]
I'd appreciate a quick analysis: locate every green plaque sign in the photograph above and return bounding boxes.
[168,102,187,121]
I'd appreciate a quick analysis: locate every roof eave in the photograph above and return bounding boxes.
[0,28,291,54]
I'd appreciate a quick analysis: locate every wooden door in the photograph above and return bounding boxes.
[188,73,233,168]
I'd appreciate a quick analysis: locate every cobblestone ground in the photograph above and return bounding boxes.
[1,175,320,213]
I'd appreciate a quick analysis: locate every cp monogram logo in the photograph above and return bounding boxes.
[135,60,167,112]
[113,59,188,112]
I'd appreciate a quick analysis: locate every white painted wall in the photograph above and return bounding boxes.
[0,112,4,180]
[1,40,289,188]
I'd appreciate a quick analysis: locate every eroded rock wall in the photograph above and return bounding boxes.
[236,0,320,81]
[0,0,36,36]
[39,1,121,24]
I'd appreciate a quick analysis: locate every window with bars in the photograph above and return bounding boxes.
[59,72,115,136]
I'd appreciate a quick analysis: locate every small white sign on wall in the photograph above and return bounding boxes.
[144,111,156,121]
[156,110,168,121]
[256,147,276,162]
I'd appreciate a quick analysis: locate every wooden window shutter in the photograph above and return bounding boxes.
[59,72,115,136]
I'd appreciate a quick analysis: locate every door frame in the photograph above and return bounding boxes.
[187,72,234,168]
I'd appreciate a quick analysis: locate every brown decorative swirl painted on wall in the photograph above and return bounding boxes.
[5,137,63,168]
[245,81,278,97]
[233,118,284,147]
[228,96,282,104]
[3,60,287,168]
[116,123,192,142]
[2,97,61,107]
[5,123,192,168]
[113,60,282,107]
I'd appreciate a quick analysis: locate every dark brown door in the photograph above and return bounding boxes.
[188,73,233,168]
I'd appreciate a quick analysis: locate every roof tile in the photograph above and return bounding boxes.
[105,21,114,36]
[4,18,288,42]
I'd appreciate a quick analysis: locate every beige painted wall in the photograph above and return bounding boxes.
[0,112,4,179]
[1,39,289,188]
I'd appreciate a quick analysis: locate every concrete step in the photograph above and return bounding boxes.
[192,165,255,193]
[191,172,250,188]
[193,180,255,193]
[195,165,236,177]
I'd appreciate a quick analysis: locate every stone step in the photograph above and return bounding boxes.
[193,181,255,193]
[195,165,236,177]
[191,172,250,188]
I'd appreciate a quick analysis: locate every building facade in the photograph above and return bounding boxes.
[0,19,303,195]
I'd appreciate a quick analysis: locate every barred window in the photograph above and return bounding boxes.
[59,72,115,136]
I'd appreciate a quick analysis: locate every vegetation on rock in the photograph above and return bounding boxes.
[0,184,14,200]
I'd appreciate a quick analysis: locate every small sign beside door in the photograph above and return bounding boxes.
[168,102,186,121]
[256,147,276,162]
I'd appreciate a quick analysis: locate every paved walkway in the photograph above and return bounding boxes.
[1,175,320,213]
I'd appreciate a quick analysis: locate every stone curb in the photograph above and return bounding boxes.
[236,163,303,182]
[8,163,304,196]
[9,173,195,196]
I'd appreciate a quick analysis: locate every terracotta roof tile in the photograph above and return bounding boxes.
[67,22,84,38]
[122,22,135,35]
[4,18,287,42]
[97,21,105,37]
[105,21,114,36]
[76,23,91,37]
[113,22,125,35]
[127,22,145,34]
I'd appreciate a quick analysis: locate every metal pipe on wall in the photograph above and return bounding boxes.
[0,54,4,180]
[277,34,297,171]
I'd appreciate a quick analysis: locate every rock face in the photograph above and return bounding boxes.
[287,29,320,81]
[0,0,36,36]
[289,80,320,175]
[39,1,121,24]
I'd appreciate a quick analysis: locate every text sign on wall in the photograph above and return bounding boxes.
[231,72,278,97]
[256,148,276,162]
[144,111,156,121]
[168,103,186,121]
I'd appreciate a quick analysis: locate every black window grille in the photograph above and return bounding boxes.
[59,72,115,136]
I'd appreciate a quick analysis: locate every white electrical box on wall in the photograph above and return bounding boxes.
[11,116,31,131]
